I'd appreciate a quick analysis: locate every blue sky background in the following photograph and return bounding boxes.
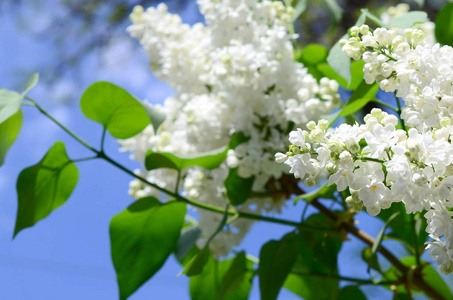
[0,1,451,299]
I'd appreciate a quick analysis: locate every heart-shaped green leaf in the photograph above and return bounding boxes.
[80,81,150,139]
[14,141,78,237]
[110,197,186,300]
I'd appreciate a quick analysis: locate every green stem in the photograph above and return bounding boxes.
[100,152,327,229]
[372,99,398,112]
[359,156,385,163]
[72,156,98,163]
[300,202,310,223]
[175,170,181,195]
[411,214,421,268]
[25,97,98,154]
[100,127,107,153]
[27,98,333,230]
[394,92,407,132]
[291,269,396,286]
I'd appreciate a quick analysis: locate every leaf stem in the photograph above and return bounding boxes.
[25,97,98,154]
[372,99,398,112]
[411,214,421,268]
[100,127,107,153]
[394,92,407,132]
[72,156,98,163]
[359,156,385,163]
[290,269,396,286]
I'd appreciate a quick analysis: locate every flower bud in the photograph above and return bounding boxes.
[318,119,329,130]
[307,121,316,131]
[328,139,344,155]
[325,162,337,173]
[345,139,360,154]
[275,152,288,163]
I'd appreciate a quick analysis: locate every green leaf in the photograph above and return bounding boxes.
[190,254,253,300]
[348,61,366,90]
[360,9,384,27]
[292,0,307,20]
[175,226,202,262]
[321,0,343,25]
[14,142,78,237]
[293,182,335,204]
[217,252,253,300]
[300,44,328,66]
[259,232,300,300]
[362,247,381,273]
[80,81,150,139]
[317,60,364,90]
[338,81,379,118]
[145,146,228,172]
[110,197,186,300]
[144,104,166,133]
[0,89,22,125]
[383,256,453,299]
[0,110,23,166]
[229,132,250,149]
[327,34,351,83]
[338,286,366,300]
[184,206,230,276]
[298,44,330,81]
[371,211,400,257]
[184,246,211,277]
[23,73,39,95]
[435,3,453,47]
[386,11,428,28]
[224,168,255,205]
[377,203,428,253]
[317,63,348,87]
[393,293,412,300]
[284,214,341,300]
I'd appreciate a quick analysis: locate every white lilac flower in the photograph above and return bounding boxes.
[122,0,339,257]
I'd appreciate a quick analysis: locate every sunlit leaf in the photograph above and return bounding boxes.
[110,197,186,300]
[0,89,22,125]
[0,110,23,167]
[145,146,228,172]
[338,81,379,118]
[14,142,78,237]
[80,81,150,139]
[23,73,39,95]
